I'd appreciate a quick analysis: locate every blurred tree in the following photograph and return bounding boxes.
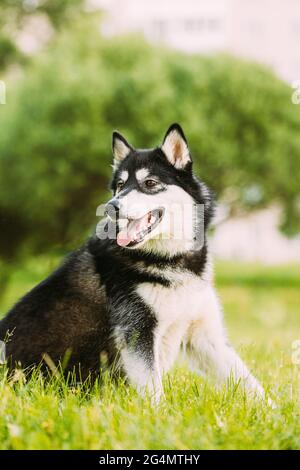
[0,0,85,70]
[0,35,20,70]
[0,21,299,264]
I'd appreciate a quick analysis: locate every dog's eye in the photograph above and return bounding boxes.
[145,179,157,188]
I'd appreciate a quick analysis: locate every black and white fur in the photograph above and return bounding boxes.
[0,124,265,403]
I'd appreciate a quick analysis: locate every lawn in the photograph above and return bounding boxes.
[0,257,299,450]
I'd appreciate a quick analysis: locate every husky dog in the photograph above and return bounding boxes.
[0,124,265,402]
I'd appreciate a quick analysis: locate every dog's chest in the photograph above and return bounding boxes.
[136,270,207,329]
[136,268,214,373]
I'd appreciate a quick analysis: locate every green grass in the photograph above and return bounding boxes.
[0,257,300,450]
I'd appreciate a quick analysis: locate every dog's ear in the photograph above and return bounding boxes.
[161,123,191,169]
[112,131,133,168]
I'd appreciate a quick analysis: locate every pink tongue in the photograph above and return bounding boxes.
[117,214,150,247]
[116,232,132,247]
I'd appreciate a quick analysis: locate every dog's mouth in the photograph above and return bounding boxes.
[116,208,164,248]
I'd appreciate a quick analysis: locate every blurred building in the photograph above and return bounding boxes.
[211,206,300,264]
[96,0,300,83]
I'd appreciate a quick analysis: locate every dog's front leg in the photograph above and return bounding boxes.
[120,347,163,403]
[117,329,163,404]
[185,285,265,400]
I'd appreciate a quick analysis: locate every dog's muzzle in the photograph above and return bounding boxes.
[105,198,120,221]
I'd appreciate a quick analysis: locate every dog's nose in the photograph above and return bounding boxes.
[105,198,120,221]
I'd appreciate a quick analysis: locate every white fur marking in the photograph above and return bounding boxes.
[135,168,149,181]
[120,170,129,183]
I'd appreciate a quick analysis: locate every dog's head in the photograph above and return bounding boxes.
[105,124,214,256]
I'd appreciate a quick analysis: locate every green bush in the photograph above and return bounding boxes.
[0,35,20,70]
[0,21,300,262]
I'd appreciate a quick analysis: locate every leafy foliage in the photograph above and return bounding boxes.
[0,35,20,70]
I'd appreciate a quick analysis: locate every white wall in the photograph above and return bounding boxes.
[211,206,300,264]
[97,0,300,82]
